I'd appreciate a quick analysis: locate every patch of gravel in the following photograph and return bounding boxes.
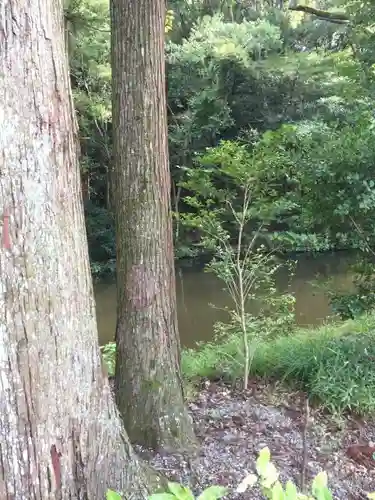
[136,379,375,499]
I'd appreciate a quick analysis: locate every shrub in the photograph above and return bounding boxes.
[100,342,116,377]
[179,140,296,390]
[324,256,375,320]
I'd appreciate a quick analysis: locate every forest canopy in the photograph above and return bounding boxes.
[66,0,375,278]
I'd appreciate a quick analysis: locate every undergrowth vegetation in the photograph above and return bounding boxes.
[106,447,375,499]
[101,312,375,415]
[181,313,375,415]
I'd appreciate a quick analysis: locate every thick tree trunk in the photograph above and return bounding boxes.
[111,0,196,449]
[0,1,158,498]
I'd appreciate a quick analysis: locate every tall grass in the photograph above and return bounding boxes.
[182,314,375,414]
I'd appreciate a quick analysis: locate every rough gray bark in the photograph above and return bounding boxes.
[0,1,158,498]
[111,0,196,450]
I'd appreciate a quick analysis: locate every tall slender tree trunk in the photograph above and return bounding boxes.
[0,1,158,497]
[111,0,196,450]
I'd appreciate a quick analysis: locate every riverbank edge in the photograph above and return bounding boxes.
[181,313,375,415]
[92,247,361,282]
[102,312,375,417]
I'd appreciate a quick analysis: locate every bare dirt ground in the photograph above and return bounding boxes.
[138,379,375,499]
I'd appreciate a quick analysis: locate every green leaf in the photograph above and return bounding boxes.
[311,472,333,500]
[367,493,375,499]
[311,471,328,492]
[270,481,285,500]
[256,447,271,476]
[284,481,298,500]
[106,491,122,500]
[167,482,194,500]
[260,462,279,489]
[197,485,228,500]
[320,489,333,500]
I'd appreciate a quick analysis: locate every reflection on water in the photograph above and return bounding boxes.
[94,252,354,348]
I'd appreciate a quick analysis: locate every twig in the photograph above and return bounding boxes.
[301,397,310,493]
[349,216,375,258]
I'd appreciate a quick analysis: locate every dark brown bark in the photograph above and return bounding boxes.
[0,1,159,497]
[111,0,196,450]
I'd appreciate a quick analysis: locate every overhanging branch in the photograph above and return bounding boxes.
[288,3,350,24]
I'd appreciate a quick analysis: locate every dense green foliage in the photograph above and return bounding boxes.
[67,0,375,311]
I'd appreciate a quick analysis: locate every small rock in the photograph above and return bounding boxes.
[232,415,246,426]
[222,433,240,443]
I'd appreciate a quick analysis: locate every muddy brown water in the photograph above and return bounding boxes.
[95,252,355,348]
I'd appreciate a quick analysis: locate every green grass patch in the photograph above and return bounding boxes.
[182,313,375,415]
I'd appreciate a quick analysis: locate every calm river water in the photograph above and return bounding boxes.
[94,252,354,348]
